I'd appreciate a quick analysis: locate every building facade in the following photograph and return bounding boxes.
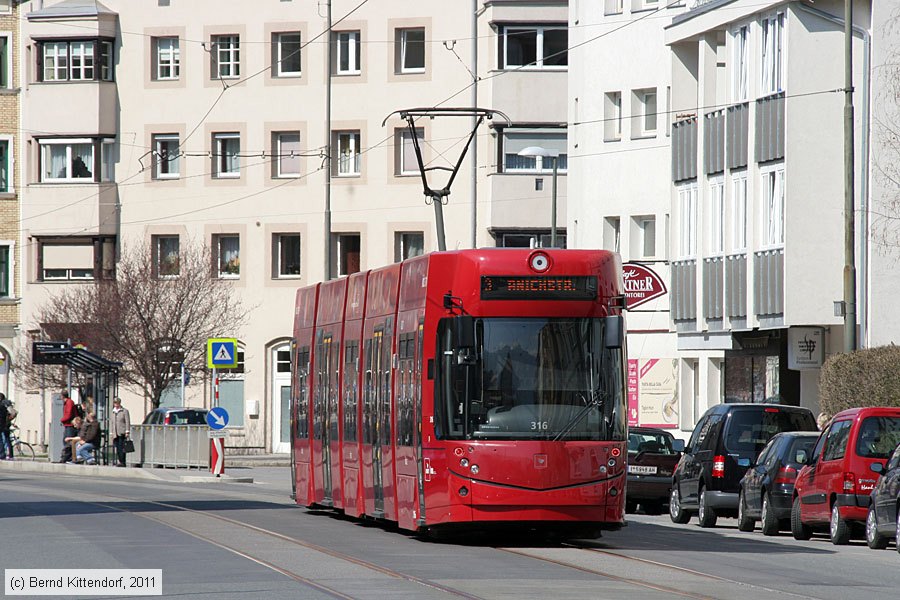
[12,0,569,452]
[0,0,19,416]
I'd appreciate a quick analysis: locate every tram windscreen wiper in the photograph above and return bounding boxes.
[552,392,603,442]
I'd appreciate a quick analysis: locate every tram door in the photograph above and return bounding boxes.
[322,335,334,503]
[370,328,385,515]
[379,317,395,520]
[414,321,426,525]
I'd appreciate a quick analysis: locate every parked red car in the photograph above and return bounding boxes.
[791,407,900,545]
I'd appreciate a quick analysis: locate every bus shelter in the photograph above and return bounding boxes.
[33,342,122,464]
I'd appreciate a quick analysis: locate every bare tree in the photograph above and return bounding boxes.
[17,240,250,409]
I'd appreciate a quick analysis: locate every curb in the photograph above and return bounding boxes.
[0,460,253,484]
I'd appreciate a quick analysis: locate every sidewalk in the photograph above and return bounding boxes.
[0,456,292,491]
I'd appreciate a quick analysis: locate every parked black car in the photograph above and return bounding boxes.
[670,403,817,528]
[626,427,684,514]
[866,442,900,550]
[142,407,208,425]
[737,431,819,535]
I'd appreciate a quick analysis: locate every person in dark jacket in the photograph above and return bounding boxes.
[73,411,101,465]
[60,390,77,463]
[110,398,131,467]
[0,395,9,460]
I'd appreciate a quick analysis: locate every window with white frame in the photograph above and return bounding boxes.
[501,25,567,69]
[604,0,624,15]
[40,138,94,182]
[731,171,748,251]
[502,129,567,173]
[153,235,179,277]
[761,165,785,247]
[760,12,784,96]
[604,217,621,253]
[212,34,240,79]
[677,182,698,257]
[0,242,11,298]
[101,140,115,182]
[213,133,240,178]
[709,177,725,254]
[275,32,302,77]
[40,241,94,281]
[0,138,10,192]
[274,132,301,178]
[633,88,658,136]
[396,28,425,73]
[274,233,301,277]
[397,128,423,176]
[0,35,10,89]
[215,234,240,278]
[40,39,113,82]
[155,37,180,80]
[0,1,10,13]
[636,216,656,258]
[335,131,361,176]
[633,0,660,10]
[153,134,180,179]
[394,232,424,262]
[604,92,622,141]
[732,25,749,102]
[334,31,361,75]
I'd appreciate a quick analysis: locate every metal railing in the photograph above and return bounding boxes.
[130,425,210,469]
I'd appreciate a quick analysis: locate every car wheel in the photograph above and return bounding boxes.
[866,506,889,550]
[697,487,718,528]
[669,486,691,524]
[760,493,781,536]
[791,496,812,541]
[737,490,755,532]
[830,504,851,545]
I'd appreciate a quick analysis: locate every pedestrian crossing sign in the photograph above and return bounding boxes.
[207,338,238,369]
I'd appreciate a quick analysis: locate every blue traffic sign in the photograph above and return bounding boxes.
[207,338,238,369]
[207,407,230,430]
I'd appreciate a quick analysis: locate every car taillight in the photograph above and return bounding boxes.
[842,472,856,494]
[712,455,726,478]
[774,466,797,484]
[164,415,172,425]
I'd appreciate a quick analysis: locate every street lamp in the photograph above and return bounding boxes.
[518,145,560,247]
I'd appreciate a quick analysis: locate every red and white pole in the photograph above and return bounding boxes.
[210,437,224,476]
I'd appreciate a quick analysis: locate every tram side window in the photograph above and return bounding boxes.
[363,337,374,445]
[380,321,393,444]
[296,347,310,439]
[343,341,359,442]
[435,319,465,439]
[397,335,414,447]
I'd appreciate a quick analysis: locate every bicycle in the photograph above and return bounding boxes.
[6,425,36,461]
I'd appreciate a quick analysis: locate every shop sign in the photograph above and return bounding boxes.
[623,263,667,309]
[788,327,825,370]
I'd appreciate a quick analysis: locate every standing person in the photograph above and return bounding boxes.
[0,394,10,460]
[110,398,131,467]
[60,389,78,463]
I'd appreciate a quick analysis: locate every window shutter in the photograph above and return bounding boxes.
[36,42,43,82]
[151,38,159,81]
[270,33,278,76]
[210,39,218,79]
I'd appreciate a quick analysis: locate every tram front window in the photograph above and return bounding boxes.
[436,317,625,441]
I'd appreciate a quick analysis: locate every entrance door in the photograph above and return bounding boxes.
[272,344,292,454]
[372,328,385,516]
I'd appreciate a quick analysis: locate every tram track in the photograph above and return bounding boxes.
[4,477,484,600]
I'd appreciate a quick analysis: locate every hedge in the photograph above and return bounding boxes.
[819,345,900,415]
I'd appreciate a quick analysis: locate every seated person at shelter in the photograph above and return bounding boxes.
[71,412,100,465]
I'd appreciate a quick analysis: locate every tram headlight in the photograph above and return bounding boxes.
[609,487,618,497]
[459,458,469,468]
[608,459,617,468]
[470,464,479,474]
[599,466,608,474]
[459,486,469,497]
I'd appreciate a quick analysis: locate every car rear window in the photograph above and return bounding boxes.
[787,436,817,464]
[724,409,815,455]
[170,410,207,425]
[628,431,677,455]
[855,416,900,459]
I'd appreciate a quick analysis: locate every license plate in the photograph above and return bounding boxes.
[628,465,658,475]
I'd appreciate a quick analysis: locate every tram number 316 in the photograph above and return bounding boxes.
[530,421,549,430]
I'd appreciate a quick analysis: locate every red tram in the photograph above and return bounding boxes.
[290,249,628,536]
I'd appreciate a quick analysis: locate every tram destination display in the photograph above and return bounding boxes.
[480,275,597,300]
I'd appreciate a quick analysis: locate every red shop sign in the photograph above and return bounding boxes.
[623,263,667,309]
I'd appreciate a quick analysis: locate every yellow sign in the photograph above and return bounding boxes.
[207,338,238,369]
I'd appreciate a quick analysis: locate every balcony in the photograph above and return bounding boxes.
[727,103,749,169]
[703,256,723,322]
[725,253,748,320]
[26,82,118,135]
[671,259,697,324]
[756,93,785,163]
[24,183,119,236]
[704,109,725,175]
[754,248,784,321]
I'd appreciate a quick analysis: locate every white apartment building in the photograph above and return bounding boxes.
[569,1,690,435]
[12,0,569,452]
[572,0,900,434]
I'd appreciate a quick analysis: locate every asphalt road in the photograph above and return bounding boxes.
[1,469,898,599]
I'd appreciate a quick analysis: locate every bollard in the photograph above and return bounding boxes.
[210,437,224,477]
